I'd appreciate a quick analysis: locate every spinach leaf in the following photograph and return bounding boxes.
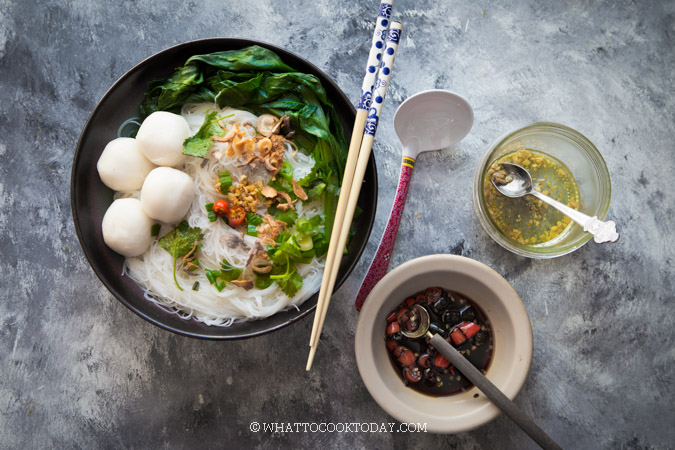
[158,221,204,291]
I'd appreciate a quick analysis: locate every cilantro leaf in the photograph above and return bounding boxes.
[276,270,303,297]
[158,221,204,291]
[254,276,274,289]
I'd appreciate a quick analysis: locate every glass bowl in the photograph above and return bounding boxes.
[473,122,611,258]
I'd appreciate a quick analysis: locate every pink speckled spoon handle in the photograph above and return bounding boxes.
[355,157,415,311]
[353,90,474,312]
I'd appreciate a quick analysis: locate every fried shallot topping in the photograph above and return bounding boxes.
[291,179,308,201]
[260,185,278,198]
[180,240,200,274]
[256,214,286,246]
[258,134,285,174]
[275,191,297,211]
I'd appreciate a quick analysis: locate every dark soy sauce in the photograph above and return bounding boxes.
[384,287,494,397]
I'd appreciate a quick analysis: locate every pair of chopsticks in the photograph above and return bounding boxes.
[306,0,402,370]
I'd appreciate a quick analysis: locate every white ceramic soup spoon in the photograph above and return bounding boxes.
[354,90,474,311]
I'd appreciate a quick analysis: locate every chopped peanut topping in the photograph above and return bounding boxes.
[227,176,261,213]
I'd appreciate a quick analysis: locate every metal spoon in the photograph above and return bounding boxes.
[492,162,619,243]
[354,90,474,310]
[402,305,561,450]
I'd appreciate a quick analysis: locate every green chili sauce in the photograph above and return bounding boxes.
[483,149,581,246]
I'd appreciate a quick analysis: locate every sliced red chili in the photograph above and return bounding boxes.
[396,307,409,324]
[460,322,481,339]
[425,287,442,303]
[450,328,467,346]
[386,340,399,352]
[404,297,416,308]
[228,206,246,227]
[418,354,432,368]
[212,199,229,217]
[386,321,400,336]
[397,348,416,367]
[433,352,450,369]
[386,311,397,323]
[404,367,422,384]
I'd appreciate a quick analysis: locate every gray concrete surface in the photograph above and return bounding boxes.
[1,0,674,448]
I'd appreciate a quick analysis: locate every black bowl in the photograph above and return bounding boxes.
[70,38,377,339]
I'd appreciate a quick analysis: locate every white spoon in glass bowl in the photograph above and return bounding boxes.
[354,90,474,311]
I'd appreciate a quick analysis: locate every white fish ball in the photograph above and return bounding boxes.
[97,137,155,192]
[140,167,195,224]
[102,198,154,257]
[136,111,191,167]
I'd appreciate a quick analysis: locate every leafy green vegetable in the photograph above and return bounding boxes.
[305,182,326,201]
[204,259,243,292]
[271,208,298,226]
[218,170,232,194]
[267,178,293,196]
[275,270,303,297]
[139,45,348,242]
[158,221,204,291]
[254,276,274,290]
[247,224,258,237]
[312,232,329,257]
[183,110,230,158]
[296,215,323,235]
[139,46,358,297]
[278,235,302,259]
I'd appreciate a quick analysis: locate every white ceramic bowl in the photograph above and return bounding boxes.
[355,254,533,433]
